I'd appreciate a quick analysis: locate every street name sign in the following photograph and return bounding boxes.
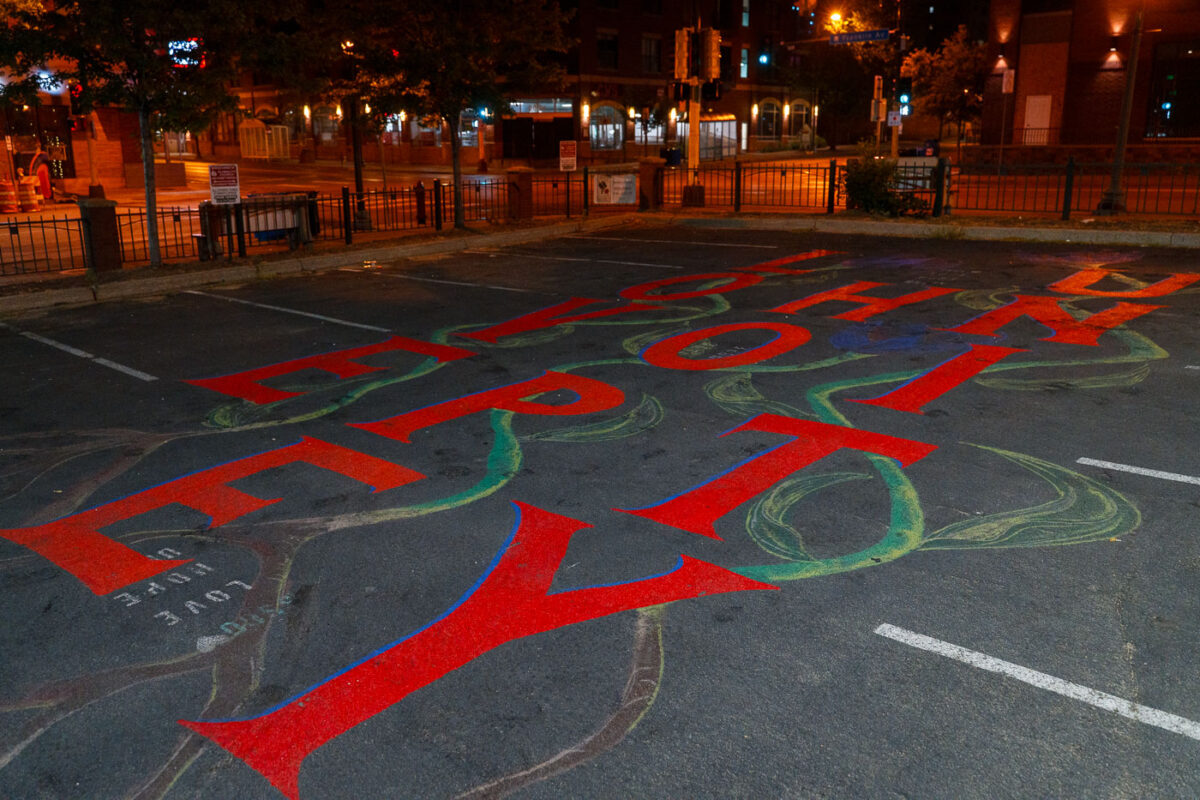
[831,29,890,45]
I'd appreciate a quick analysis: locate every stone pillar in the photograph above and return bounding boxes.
[76,198,122,272]
[507,167,534,220]
[638,157,665,210]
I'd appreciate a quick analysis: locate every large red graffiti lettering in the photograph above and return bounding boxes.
[180,501,776,800]
[641,322,812,370]
[456,297,664,344]
[619,272,765,301]
[769,281,959,321]
[0,438,424,595]
[186,336,475,405]
[616,415,936,539]
[733,249,844,274]
[352,370,625,442]
[944,295,1162,346]
[849,344,1026,414]
[1048,268,1200,298]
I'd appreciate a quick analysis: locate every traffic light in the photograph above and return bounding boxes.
[674,29,691,81]
[701,79,722,101]
[700,28,721,81]
[895,77,913,116]
[68,81,83,116]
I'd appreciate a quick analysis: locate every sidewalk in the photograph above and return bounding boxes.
[3,208,1199,317]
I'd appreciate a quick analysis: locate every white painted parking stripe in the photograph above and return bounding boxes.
[1186,365,1200,370]
[875,623,1200,742]
[569,235,779,249]
[10,329,157,382]
[377,273,547,294]
[185,290,392,332]
[476,251,685,270]
[1076,457,1200,486]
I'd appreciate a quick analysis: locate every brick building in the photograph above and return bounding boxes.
[983,0,1200,156]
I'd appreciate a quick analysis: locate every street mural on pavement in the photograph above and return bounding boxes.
[1,245,1197,798]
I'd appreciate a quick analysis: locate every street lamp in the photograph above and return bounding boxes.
[1098,0,1145,213]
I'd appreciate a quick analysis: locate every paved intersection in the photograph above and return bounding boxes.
[1,225,1198,798]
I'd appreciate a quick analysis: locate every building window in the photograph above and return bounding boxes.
[742,0,750,26]
[740,47,749,78]
[589,104,625,150]
[788,101,809,136]
[641,36,661,74]
[597,31,619,71]
[756,99,781,138]
[1147,40,1200,139]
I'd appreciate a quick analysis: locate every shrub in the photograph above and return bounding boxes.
[841,157,930,217]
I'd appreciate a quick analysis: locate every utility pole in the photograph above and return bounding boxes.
[1098,1,1145,213]
[675,24,719,206]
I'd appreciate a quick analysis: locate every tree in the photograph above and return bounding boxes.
[379,0,570,228]
[902,26,989,141]
[0,0,245,267]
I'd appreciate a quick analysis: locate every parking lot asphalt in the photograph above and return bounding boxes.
[1,224,1198,799]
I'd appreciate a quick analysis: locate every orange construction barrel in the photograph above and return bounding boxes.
[0,179,17,213]
[18,177,41,212]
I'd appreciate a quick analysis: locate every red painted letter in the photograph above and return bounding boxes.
[1048,268,1200,298]
[769,281,958,321]
[944,295,1162,346]
[456,297,663,344]
[619,272,764,301]
[616,415,935,539]
[180,502,776,800]
[186,336,475,405]
[641,322,811,371]
[0,438,424,595]
[352,371,625,442]
[735,249,843,274]
[848,344,1025,414]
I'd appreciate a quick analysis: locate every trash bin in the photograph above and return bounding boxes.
[664,147,683,167]
[306,191,320,237]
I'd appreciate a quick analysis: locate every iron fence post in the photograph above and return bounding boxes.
[583,167,589,216]
[933,158,948,217]
[233,203,247,257]
[1062,157,1076,221]
[734,161,743,213]
[341,187,352,244]
[565,174,571,219]
[827,159,838,214]
[433,179,443,230]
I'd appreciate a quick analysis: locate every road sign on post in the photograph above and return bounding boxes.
[209,164,240,205]
[559,140,577,172]
[831,29,890,45]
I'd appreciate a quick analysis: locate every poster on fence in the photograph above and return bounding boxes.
[209,164,240,205]
[591,173,637,205]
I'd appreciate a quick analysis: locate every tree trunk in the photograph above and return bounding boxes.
[347,96,369,229]
[137,105,161,268]
[449,117,464,229]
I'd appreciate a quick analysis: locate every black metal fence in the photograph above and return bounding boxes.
[11,159,1200,276]
[0,214,88,275]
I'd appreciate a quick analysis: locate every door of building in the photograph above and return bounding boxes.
[1022,95,1052,145]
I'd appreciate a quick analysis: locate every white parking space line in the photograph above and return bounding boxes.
[6,328,157,382]
[1076,457,1200,486]
[569,235,779,249]
[185,290,392,332]
[1186,365,1199,370]
[472,251,685,270]
[875,623,1200,742]
[372,273,549,294]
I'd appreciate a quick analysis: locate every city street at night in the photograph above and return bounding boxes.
[1,223,1198,799]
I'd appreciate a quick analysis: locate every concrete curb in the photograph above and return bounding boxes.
[676,214,1200,248]
[0,214,636,315]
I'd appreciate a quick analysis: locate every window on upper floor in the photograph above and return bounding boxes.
[597,31,619,70]
[641,36,662,74]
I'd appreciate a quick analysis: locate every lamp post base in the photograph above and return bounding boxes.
[1096,190,1124,215]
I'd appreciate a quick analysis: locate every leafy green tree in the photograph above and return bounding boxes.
[0,0,245,267]
[902,26,989,140]
[377,0,571,228]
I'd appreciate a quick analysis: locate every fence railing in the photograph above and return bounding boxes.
[0,214,88,275]
[11,159,1200,276]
